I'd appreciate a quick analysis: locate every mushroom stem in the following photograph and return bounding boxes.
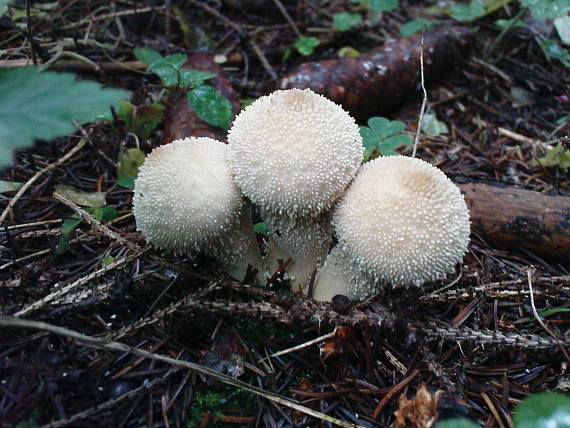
[206,205,263,282]
[312,246,360,301]
[263,212,332,293]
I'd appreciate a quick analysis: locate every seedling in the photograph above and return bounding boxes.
[359,116,412,160]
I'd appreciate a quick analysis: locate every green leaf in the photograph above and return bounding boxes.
[101,255,115,267]
[533,144,570,169]
[0,67,128,167]
[400,19,433,37]
[56,217,82,255]
[368,0,398,12]
[332,13,362,31]
[421,113,449,137]
[294,37,320,56]
[147,54,187,87]
[539,39,570,68]
[436,419,480,428]
[187,85,233,128]
[555,15,570,45]
[87,206,118,223]
[450,0,486,22]
[117,101,164,139]
[54,185,107,208]
[495,18,525,29]
[117,147,146,189]
[519,0,569,21]
[514,392,570,428]
[253,222,268,236]
[0,180,23,193]
[360,116,412,159]
[133,48,163,67]
[540,308,570,317]
[179,69,217,89]
[1,0,12,17]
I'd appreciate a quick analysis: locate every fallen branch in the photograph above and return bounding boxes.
[459,182,570,262]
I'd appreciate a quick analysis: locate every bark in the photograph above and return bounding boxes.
[281,26,476,122]
[161,53,241,144]
[459,182,570,262]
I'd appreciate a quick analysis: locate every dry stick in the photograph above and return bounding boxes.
[526,268,570,362]
[372,369,420,419]
[271,0,302,38]
[180,299,565,349]
[0,317,363,428]
[14,251,145,317]
[0,137,87,225]
[412,30,427,159]
[39,368,179,428]
[52,191,141,252]
[62,5,167,29]
[261,328,337,362]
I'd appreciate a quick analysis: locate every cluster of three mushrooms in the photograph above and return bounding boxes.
[134,88,470,301]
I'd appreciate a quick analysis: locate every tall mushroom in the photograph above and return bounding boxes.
[227,89,363,291]
[312,155,470,301]
[133,137,263,281]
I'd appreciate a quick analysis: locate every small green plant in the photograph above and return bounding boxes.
[359,116,413,161]
[116,147,146,189]
[435,392,570,428]
[533,143,570,169]
[450,0,486,22]
[0,67,127,167]
[115,100,165,140]
[332,12,362,31]
[294,36,320,56]
[134,49,233,128]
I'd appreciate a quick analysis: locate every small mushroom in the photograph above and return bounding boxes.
[313,155,470,301]
[133,137,263,281]
[227,89,363,291]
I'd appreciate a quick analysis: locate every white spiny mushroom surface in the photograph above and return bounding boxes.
[334,156,470,295]
[133,137,243,253]
[227,89,363,218]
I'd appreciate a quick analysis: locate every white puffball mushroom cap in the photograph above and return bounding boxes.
[227,89,363,218]
[334,155,470,290]
[133,137,242,253]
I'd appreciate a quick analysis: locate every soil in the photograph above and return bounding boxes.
[0,1,569,427]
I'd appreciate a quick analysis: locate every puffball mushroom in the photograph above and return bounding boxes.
[133,137,263,281]
[227,89,363,291]
[312,155,470,301]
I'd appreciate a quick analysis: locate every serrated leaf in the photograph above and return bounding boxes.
[520,0,569,21]
[54,185,107,208]
[179,69,217,89]
[534,144,570,168]
[117,148,145,189]
[147,54,187,87]
[294,37,320,56]
[133,48,163,67]
[187,85,233,128]
[0,67,128,167]
[421,113,448,136]
[514,392,570,428]
[436,418,480,428]
[0,180,23,193]
[450,0,486,22]
[332,12,362,31]
[368,0,398,12]
[56,217,82,255]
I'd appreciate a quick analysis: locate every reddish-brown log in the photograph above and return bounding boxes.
[281,26,476,122]
[459,182,570,262]
[161,53,240,144]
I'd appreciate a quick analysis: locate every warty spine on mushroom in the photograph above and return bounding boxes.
[133,137,263,281]
[312,155,470,301]
[227,89,363,291]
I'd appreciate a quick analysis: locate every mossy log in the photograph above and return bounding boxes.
[459,182,570,262]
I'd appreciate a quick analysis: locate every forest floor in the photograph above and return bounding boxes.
[0,1,569,427]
